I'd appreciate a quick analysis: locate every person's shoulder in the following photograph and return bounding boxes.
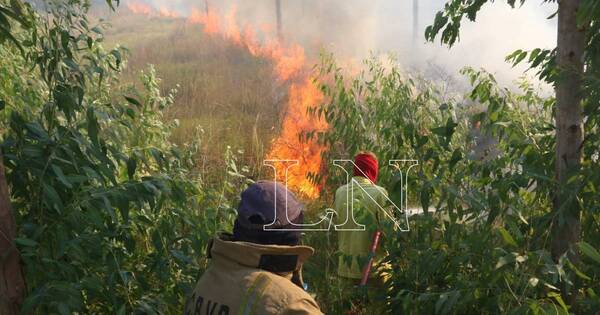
[260,272,313,300]
[335,183,350,196]
[259,273,321,314]
[373,184,388,195]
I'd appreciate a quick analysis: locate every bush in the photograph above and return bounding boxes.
[0,1,251,313]
[312,54,600,314]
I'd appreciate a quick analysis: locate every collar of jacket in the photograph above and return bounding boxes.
[352,175,374,185]
[210,233,314,273]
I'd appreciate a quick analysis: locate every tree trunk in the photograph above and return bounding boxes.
[0,149,26,314]
[413,0,419,43]
[275,0,282,41]
[552,0,586,303]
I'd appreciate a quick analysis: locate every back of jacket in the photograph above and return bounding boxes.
[335,176,388,279]
[184,234,323,315]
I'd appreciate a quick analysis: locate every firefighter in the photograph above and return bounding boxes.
[184,180,323,315]
[335,151,388,281]
[334,151,389,313]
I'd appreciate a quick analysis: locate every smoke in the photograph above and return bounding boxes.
[117,0,557,87]
[377,0,558,86]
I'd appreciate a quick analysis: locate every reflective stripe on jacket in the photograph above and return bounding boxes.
[184,233,323,315]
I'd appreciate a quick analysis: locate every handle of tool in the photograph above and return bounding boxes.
[359,231,382,286]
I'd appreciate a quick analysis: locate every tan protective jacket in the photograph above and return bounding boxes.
[184,234,323,315]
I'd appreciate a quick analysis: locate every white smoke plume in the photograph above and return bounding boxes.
[115,0,557,87]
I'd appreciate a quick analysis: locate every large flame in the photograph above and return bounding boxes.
[128,2,327,199]
[188,8,220,35]
[267,77,327,198]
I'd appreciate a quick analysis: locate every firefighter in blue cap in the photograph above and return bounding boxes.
[185,180,323,315]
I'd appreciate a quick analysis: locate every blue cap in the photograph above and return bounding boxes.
[236,180,303,229]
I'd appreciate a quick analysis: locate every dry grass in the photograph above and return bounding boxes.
[104,13,285,179]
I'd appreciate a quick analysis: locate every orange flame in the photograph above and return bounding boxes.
[159,7,179,18]
[266,77,327,198]
[188,8,220,34]
[126,1,152,15]
[128,1,327,199]
[127,1,179,18]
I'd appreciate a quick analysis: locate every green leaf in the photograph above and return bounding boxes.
[14,237,38,247]
[170,249,193,265]
[87,107,100,146]
[151,230,163,253]
[124,96,142,108]
[514,51,527,65]
[579,242,600,264]
[21,292,41,313]
[125,107,136,119]
[498,227,518,247]
[54,84,78,120]
[43,183,63,212]
[58,303,70,315]
[567,260,591,281]
[127,156,137,180]
[0,22,24,55]
[448,149,462,169]
[25,122,49,141]
[52,165,73,188]
[548,292,569,312]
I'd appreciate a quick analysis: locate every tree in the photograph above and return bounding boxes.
[275,0,282,41]
[0,149,25,315]
[0,2,35,314]
[425,0,596,304]
[0,0,211,313]
[552,0,585,303]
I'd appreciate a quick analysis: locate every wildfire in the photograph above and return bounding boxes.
[126,1,152,15]
[188,8,220,34]
[128,2,327,199]
[267,77,327,198]
[126,1,179,18]
[159,7,179,19]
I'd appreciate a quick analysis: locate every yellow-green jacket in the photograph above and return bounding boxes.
[334,176,388,279]
[184,233,323,315]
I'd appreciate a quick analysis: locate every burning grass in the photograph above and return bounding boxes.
[105,3,328,198]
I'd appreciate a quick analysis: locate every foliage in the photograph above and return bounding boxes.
[311,54,600,314]
[420,0,600,311]
[2,0,600,314]
[0,1,251,313]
